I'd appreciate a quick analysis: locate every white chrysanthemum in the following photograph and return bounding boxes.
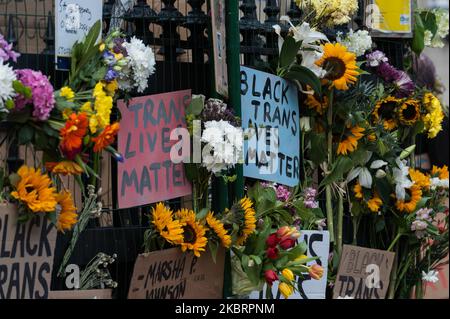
[430,177,449,189]
[298,0,359,26]
[201,120,243,174]
[336,30,373,57]
[121,37,156,93]
[0,62,16,112]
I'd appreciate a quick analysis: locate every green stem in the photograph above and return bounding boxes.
[387,247,399,299]
[336,192,344,254]
[410,133,416,169]
[352,215,360,245]
[325,91,335,243]
[387,233,402,252]
[90,152,100,188]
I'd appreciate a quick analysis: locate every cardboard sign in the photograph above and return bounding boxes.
[249,231,330,299]
[333,245,395,299]
[240,66,300,187]
[55,0,103,70]
[0,205,57,299]
[117,90,193,209]
[210,0,228,97]
[48,289,112,299]
[365,0,413,37]
[128,248,225,299]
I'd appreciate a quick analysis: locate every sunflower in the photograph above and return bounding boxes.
[409,168,431,190]
[367,192,383,213]
[55,191,78,233]
[60,112,89,159]
[10,166,57,213]
[151,202,184,245]
[305,94,328,115]
[372,96,401,131]
[45,161,83,176]
[431,165,449,180]
[315,43,359,91]
[395,185,422,213]
[353,182,363,199]
[175,209,208,257]
[236,197,257,246]
[337,125,365,156]
[206,212,232,248]
[398,99,421,126]
[92,122,120,152]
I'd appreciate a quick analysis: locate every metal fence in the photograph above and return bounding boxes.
[0,0,407,298]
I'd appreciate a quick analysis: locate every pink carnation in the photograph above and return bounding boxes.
[15,69,55,121]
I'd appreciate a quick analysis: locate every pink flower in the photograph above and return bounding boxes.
[276,185,291,201]
[264,270,278,286]
[14,69,55,121]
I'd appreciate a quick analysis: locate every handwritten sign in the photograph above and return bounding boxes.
[128,248,225,299]
[240,66,300,187]
[55,0,103,69]
[0,205,57,299]
[333,245,395,299]
[117,90,192,209]
[249,231,329,299]
[210,0,228,97]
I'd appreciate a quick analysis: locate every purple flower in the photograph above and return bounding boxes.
[304,187,319,209]
[113,38,127,56]
[377,62,400,82]
[392,70,415,98]
[14,69,55,121]
[0,34,20,63]
[366,50,388,67]
[276,185,291,202]
[102,51,116,66]
[105,68,118,82]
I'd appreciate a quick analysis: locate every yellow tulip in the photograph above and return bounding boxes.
[281,269,294,281]
[278,282,294,299]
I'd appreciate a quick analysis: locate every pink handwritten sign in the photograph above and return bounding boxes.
[117,90,192,209]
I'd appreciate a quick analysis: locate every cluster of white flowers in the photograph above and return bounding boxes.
[120,37,156,93]
[201,120,243,174]
[430,175,449,190]
[393,158,413,201]
[336,30,373,57]
[0,62,16,113]
[423,9,449,48]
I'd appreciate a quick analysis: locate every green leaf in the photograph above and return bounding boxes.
[400,145,416,160]
[420,11,438,37]
[186,96,204,116]
[9,173,20,188]
[319,156,354,188]
[279,36,302,69]
[309,132,327,164]
[83,20,102,55]
[285,65,322,96]
[208,241,219,264]
[18,125,34,145]
[197,207,209,220]
[412,13,425,55]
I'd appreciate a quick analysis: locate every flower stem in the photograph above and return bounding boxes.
[336,192,344,254]
[325,91,335,243]
[387,233,402,252]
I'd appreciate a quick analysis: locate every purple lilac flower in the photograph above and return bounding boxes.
[105,68,118,82]
[0,34,20,63]
[276,185,291,202]
[366,50,388,67]
[113,38,128,56]
[102,51,116,66]
[304,187,319,209]
[14,69,55,121]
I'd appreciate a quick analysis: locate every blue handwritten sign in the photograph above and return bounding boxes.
[240,66,300,187]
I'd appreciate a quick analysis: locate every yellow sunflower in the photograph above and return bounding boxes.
[151,202,184,245]
[315,43,359,91]
[395,185,422,213]
[398,99,421,126]
[206,212,232,248]
[409,168,431,190]
[45,161,84,176]
[10,166,57,213]
[175,209,208,257]
[353,182,363,199]
[373,96,401,131]
[56,191,78,233]
[431,165,449,180]
[337,125,365,156]
[305,94,328,115]
[367,192,383,213]
[236,197,257,246]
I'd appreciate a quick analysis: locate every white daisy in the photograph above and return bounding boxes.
[0,62,16,112]
[422,270,439,284]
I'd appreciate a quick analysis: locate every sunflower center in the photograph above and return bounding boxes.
[402,104,417,120]
[405,188,412,201]
[25,186,35,194]
[183,224,197,244]
[323,57,346,80]
[379,101,397,119]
